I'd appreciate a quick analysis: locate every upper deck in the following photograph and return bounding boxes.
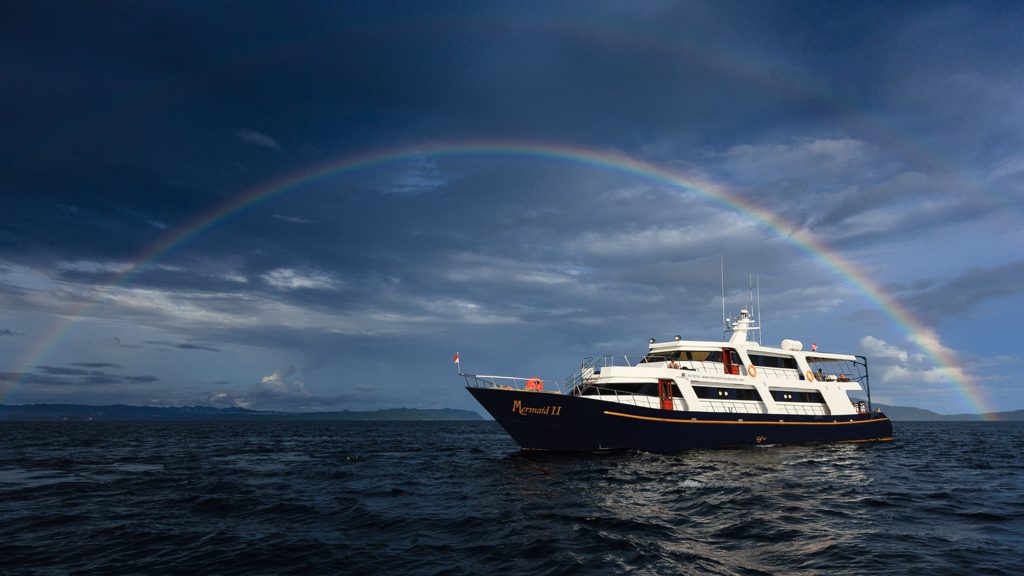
[568,310,871,416]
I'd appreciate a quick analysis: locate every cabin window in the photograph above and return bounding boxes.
[770,390,825,403]
[748,354,799,370]
[693,386,761,401]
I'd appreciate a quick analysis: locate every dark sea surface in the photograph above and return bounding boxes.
[1,421,1022,575]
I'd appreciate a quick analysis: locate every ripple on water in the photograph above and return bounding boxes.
[0,420,1022,575]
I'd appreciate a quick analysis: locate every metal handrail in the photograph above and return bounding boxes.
[559,356,600,394]
[461,373,558,392]
[573,383,658,407]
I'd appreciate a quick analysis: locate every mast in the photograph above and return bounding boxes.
[747,274,753,321]
[720,255,726,330]
[756,274,762,345]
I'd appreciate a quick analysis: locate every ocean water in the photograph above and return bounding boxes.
[0,421,1021,575]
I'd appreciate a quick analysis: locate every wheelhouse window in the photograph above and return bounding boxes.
[645,350,743,363]
[645,350,728,363]
[748,354,799,370]
[642,350,681,362]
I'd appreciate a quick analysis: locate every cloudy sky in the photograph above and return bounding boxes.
[2,1,1022,415]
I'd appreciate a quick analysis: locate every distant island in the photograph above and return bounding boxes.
[0,404,483,422]
[0,402,1021,422]
[865,402,1024,422]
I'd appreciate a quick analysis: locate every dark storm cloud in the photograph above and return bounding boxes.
[109,338,141,349]
[1,329,26,337]
[71,362,123,369]
[175,343,222,352]
[0,3,877,263]
[143,341,221,353]
[2,1,1017,276]
[122,375,161,384]
[0,365,159,387]
[706,138,1010,252]
[34,366,97,377]
[899,260,1024,319]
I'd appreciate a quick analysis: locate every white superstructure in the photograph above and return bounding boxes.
[566,309,871,417]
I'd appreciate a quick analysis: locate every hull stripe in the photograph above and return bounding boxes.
[602,410,891,426]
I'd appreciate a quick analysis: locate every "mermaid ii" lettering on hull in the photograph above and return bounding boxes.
[512,400,562,416]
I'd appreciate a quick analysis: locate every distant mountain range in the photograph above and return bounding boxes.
[866,402,1024,421]
[0,404,483,422]
[0,402,1020,422]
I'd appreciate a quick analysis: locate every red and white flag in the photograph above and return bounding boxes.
[453,352,460,365]
[811,343,817,352]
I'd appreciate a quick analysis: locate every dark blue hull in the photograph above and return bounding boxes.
[468,387,893,452]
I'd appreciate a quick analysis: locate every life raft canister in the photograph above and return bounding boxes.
[525,378,544,391]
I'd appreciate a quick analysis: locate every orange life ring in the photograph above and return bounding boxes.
[805,370,814,382]
[747,365,757,378]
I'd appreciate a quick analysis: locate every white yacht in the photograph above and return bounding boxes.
[463,309,892,452]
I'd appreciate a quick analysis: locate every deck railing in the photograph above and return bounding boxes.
[461,353,658,395]
[461,373,560,393]
[575,386,660,409]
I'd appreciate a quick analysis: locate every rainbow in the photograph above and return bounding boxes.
[8,141,993,416]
